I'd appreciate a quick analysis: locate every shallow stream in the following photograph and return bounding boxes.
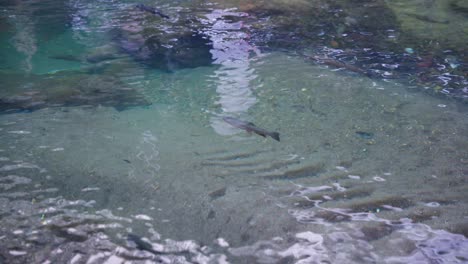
[0,0,467,263]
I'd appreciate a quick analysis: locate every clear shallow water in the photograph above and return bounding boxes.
[0,0,467,263]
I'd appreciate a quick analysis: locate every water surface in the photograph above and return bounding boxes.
[0,0,467,263]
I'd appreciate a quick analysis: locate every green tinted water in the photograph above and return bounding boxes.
[0,0,467,263]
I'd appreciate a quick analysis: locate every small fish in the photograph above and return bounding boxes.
[136,4,170,19]
[127,233,163,255]
[49,54,82,62]
[404,12,449,24]
[355,131,374,139]
[311,56,371,77]
[223,116,280,142]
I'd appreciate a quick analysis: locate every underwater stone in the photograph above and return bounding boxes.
[407,207,441,223]
[266,162,325,180]
[209,187,227,200]
[450,0,468,14]
[347,196,413,213]
[314,210,351,223]
[448,222,468,238]
[329,186,374,200]
[0,72,151,114]
[360,223,395,241]
[112,29,213,71]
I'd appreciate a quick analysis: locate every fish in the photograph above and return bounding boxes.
[310,56,371,77]
[136,4,170,19]
[355,131,374,139]
[127,233,163,255]
[49,54,82,62]
[223,116,280,141]
[49,53,119,64]
[404,12,449,24]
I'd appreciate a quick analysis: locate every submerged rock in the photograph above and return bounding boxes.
[51,45,123,64]
[112,29,213,71]
[450,0,468,14]
[0,72,151,114]
[385,0,468,53]
[98,4,215,72]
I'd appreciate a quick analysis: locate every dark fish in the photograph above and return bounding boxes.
[209,187,227,200]
[356,131,374,139]
[136,4,170,19]
[127,233,163,255]
[311,56,371,77]
[223,116,280,142]
[50,54,119,64]
[404,12,449,24]
[49,54,82,62]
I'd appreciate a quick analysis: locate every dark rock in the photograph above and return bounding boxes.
[209,187,227,200]
[314,209,351,222]
[356,131,374,139]
[360,223,395,241]
[348,196,413,213]
[0,72,151,114]
[450,0,468,14]
[112,29,213,71]
[407,207,441,223]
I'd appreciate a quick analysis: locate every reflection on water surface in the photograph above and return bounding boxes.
[0,0,467,263]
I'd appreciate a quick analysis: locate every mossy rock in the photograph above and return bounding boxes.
[450,0,468,14]
[385,0,468,52]
[347,196,413,213]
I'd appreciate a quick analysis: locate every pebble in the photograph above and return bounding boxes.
[216,238,230,247]
[134,214,153,221]
[404,48,414,54]
[425,202,440,207]
[335,166,348,172]
[9,250,27,256]
[51,148,64,152]
[373,176,386,182]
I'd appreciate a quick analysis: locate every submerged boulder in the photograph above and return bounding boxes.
[0,72,151,114]
[384,0,468,53]
[112,29,213,71]
[451,0,468,14]
[103,4,214,72]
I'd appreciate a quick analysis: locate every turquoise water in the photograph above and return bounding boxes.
[0,0,467,263]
